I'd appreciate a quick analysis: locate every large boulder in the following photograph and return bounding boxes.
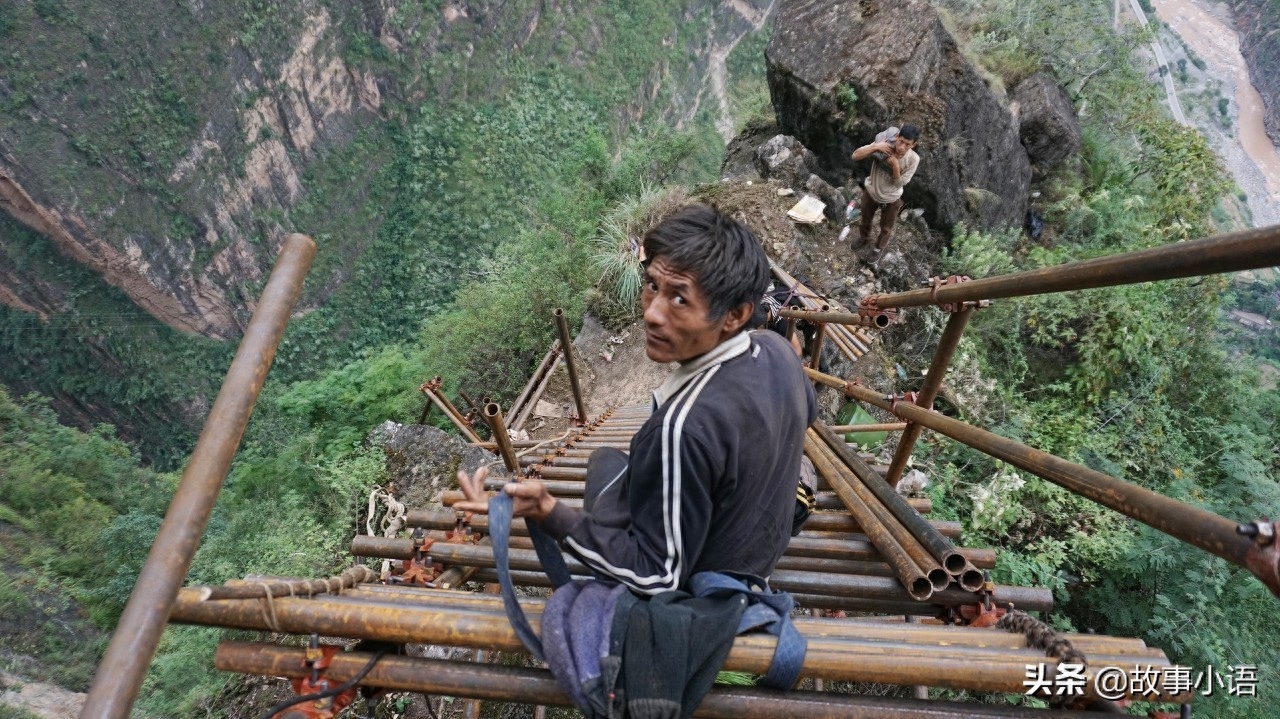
[369,421,491,509]
[765,0,1031,232]
[1013,74,1081,169]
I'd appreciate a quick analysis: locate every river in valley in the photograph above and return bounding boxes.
[1151,0,1280,226]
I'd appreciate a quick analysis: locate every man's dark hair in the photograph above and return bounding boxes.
[642,204,769,320]
[900,124,921,142]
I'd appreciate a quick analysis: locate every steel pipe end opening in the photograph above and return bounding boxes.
[909,578,934,601]
[959,569,986,593]
[927,568,951,592]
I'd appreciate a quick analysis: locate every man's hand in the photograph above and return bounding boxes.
[453,466,558,522]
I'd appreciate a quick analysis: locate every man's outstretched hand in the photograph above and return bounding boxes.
[453,466,558,522]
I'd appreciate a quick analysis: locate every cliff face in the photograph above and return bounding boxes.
[1232,0,1280,145]
[0,2,388,338]
[765,0,1030,232]
[0,0,768,340]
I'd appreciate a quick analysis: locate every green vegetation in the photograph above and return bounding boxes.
[916,3,1280,716]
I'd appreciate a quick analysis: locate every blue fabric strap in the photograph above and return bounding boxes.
[488,487,574,662]
[690,571,807,689]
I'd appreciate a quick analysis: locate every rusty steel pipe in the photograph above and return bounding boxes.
[512,354,561,431]
[808,321,827,372]
[352,535,418,561]
[214,643,1155,714]
[803,511,961,538]
[432,379,475,436]
[509,341,560,425]
[79,233,316,719]
[199,565,377,601]
[808,435,949,593]
[459,389,485,422]
[814,423,968,577]
[805,437,931,600]
[402,508,969,562]
[869,224,1280,309]
[553,308,589,423]
[829,422,908,433]
[339,584,1146,654]
[186,596,1074,671]
[432,494,958,536]
[885,308,972,486]
[780,307,893,329]
[424,385,483,443]
[484,403,520,473]
[814,369,1280,595]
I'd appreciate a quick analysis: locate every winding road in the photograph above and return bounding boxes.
[1125,0,1190,125]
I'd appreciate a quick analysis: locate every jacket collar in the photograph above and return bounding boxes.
[651,331,751,409]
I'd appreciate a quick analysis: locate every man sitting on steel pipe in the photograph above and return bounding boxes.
[456,203,817,594]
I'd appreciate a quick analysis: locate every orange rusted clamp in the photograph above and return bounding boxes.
[889,391,919,412]
[282,643,358,719]
[928,275,972,312]
[1241,519,1280,597]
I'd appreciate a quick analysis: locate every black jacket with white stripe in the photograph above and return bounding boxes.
[541,330,818,595]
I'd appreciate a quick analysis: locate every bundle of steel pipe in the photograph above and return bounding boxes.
[804,365,1280,597]
[346,538,1045,610]
[169,586,1173,698]
[813,422,983,590]
[429,495,958,537]
[806,433,938,600]
[769,258,873,359]
[394,511,985,570]
[214,642,1155,718]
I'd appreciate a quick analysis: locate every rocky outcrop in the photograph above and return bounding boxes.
[371,421,490,509]
[1232,0,1280,145]
[764,0,1031,232]
[1013,73,1082,169]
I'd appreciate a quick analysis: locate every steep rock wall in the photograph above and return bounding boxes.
[0,0,770,340]
[0,2,383,338]
[765,0,1030,232]
[1231,0,1280,145]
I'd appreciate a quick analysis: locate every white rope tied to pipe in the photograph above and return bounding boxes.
[366,488,407,580]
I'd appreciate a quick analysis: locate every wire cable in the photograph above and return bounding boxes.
[255,647,390,719]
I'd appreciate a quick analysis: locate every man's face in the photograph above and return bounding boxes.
[641,256,730,364]
[894,137,916,157]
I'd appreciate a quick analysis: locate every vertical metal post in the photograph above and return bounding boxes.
[433,378,473,433]
[484,403,520,474]
[809,321,827,372]
[883,309,972,486]
[79,233,316,719]
[553,308,589,424]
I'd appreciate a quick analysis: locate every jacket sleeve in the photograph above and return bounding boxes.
[540,432,718,595]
